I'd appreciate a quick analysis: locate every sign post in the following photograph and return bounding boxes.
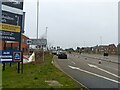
[1,0,24,73]
[42,45,44,62]
[0,50,22,73]
[27,39,47,46]
[27,39,47,62]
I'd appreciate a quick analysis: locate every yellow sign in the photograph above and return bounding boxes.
[0,23,20,33]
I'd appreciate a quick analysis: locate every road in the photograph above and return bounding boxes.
[54,53,120,90]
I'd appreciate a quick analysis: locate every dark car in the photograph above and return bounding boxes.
[51,50,57,55]
[58,52,67,59]
[104,53,108,56]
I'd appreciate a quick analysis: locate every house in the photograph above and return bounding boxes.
[80,47,93,54]
[92,44,117,55]
[117,43,120,55]
[108,44,117,55]
[98,45,109,54]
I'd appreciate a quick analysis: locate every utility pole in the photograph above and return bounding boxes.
[46,27,48,39]
[84,41,85,47]
[100,36,102,45]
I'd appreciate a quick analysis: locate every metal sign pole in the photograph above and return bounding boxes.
[43,45,44,62]
[21,51,23,74]
[10,43,13,67]
[3,41,6,71]
[18,18,21,74]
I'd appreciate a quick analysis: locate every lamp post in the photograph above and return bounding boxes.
[100,36,102,45]
[37,0,39,39]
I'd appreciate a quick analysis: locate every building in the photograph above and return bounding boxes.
[92,44,117,55]
[117,43,120,55]
[108,44,117,55]
[0,34,29,55]
[80,47,93,53]
[98,45,109,54]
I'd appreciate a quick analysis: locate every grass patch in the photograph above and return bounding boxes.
[2,53,86,89]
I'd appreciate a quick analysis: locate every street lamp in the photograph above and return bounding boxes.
[37,0,39,39]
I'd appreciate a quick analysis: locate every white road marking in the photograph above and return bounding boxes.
[85,58,119,71]
[88,64,120,78]
[71,61,75,64]
[68,65,120,84]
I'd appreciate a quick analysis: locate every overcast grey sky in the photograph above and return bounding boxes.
[24,0,119,49]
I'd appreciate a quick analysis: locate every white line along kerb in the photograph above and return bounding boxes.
[68,65,120,84]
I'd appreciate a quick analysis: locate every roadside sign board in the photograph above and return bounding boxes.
[0,30,20,41]
[27,39,47,46]
[0,1,1,23]
[0,50,22,62]
[0,0,23,42]
[2,11,22,26]
[13,51,21,62]
[2,0,23,10]
[0,11,22,41]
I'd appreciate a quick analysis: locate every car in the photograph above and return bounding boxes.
[103,53,108,56]
[51,50,57,55]
[56,50,62,56]
[58,52,67,59]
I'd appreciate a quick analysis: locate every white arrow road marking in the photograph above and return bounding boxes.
[88,64,120,78]
[68,65,120,84]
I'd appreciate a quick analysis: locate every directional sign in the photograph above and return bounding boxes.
[0,1,1,24]
[2,0,23,10]
[28,39,47,46]
[0,0,23,41]
[0,50,22,62]
[0,30,20,41]
[2,11,22,26]
[0,11,22,41]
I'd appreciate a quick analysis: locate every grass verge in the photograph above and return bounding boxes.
[2,53,87,89]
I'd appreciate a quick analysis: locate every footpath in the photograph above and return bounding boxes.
[80,53,119,64]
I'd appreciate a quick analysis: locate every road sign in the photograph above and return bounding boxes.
[0,30,20,41]
[2,0,23,10]
[0,0,23,41]
[0,11,22,41]
[0,1,1,23]
[13,51,21,62]
[2,11,22,26]
[0,50,22,62]
[27,39,47,46]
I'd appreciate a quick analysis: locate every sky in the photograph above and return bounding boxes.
[23,0,119,49]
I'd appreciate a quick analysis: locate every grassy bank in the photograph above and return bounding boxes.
[2,53,86,89]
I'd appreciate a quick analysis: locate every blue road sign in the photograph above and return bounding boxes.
[0,50,22,63]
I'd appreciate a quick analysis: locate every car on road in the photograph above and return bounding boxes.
[56,50,63,56]
[104,53,108,56]
[51,50,57,55]
[58,52,67,59]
